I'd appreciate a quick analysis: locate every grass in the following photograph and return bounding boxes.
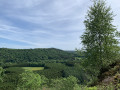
[22,67,44,71]
[6,67,44,72]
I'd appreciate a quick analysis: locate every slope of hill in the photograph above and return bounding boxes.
[88,61,120,89]
[0,48,76,63]
[98,61,120,86]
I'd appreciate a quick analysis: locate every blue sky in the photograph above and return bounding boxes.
[0,0,120,50]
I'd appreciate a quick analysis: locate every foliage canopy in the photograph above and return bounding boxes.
[81,0,119,76]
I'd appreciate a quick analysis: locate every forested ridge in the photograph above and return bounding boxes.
[0,48,76,63]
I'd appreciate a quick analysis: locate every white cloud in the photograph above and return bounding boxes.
[0,0,119,50]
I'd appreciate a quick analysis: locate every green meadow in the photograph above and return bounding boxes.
[22,67,44,71]
[6,67,44,72]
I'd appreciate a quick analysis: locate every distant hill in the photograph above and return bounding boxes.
[66,50,76,53]
[0,48,76,63]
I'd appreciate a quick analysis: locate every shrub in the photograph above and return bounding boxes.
[50,76,78,90]
[18,70,47,89]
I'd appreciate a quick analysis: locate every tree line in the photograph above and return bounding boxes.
[0,48,76,63]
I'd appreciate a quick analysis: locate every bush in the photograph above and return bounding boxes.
[0,67,4,82]
[18,70,47,89]
[50,76,78,90]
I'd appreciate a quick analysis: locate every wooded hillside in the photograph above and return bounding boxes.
[0,48,76,63]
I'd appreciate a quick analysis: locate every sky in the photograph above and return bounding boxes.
[0,0,120,50]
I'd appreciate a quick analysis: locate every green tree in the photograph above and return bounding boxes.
[81,0,119,77]
[51,76,78,90]
[18,70,47,89]
[0,67,4,82]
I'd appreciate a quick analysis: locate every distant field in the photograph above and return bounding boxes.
[6,67,44,72]
[22,67,44,71]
